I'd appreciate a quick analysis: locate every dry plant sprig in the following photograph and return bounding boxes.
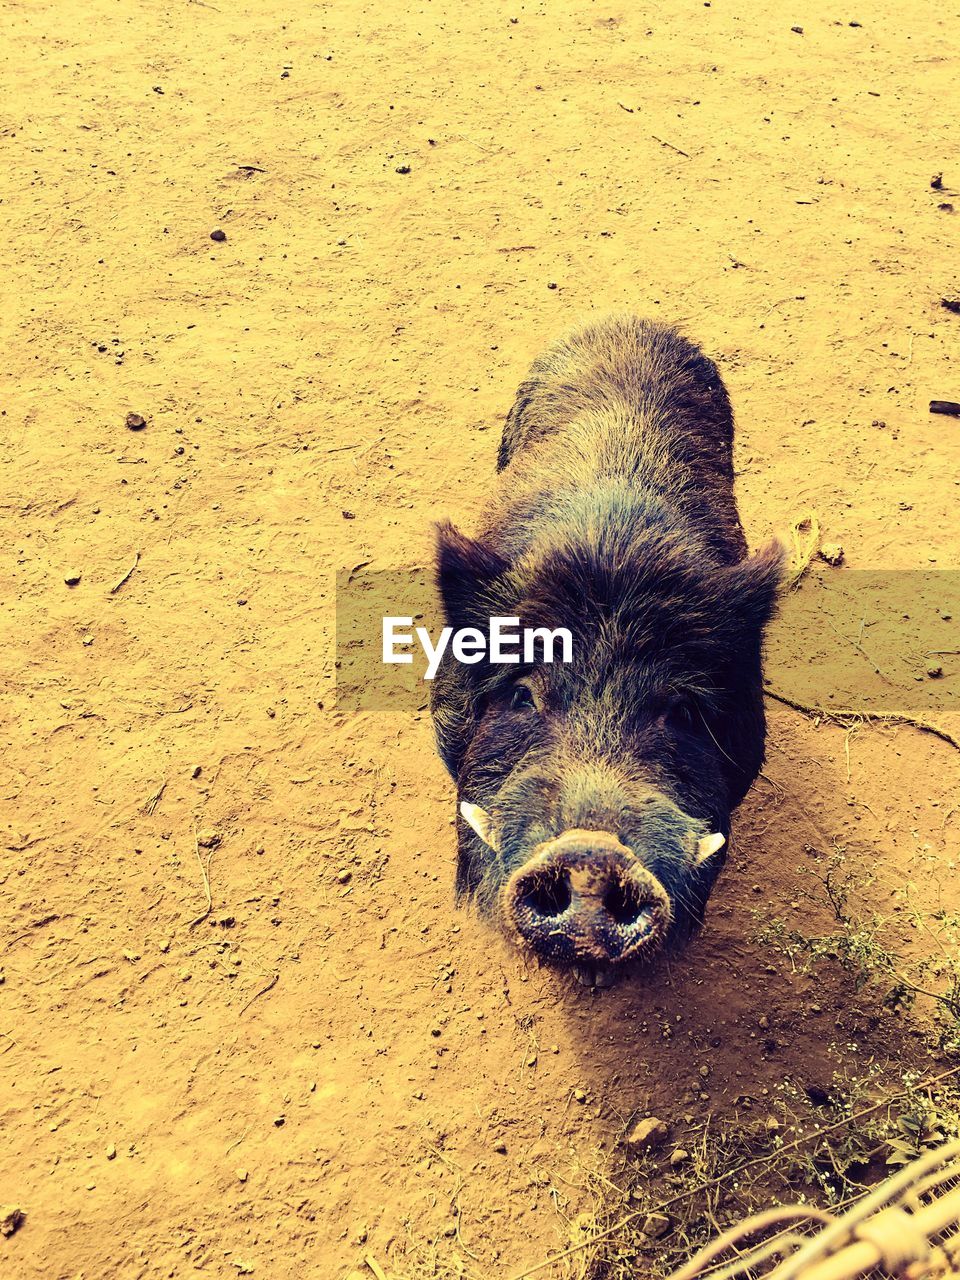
[785,513,821,589]
[505,1064,960,1280]
[188,824,213,929]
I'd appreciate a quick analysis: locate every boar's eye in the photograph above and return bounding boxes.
[509,683,537,713]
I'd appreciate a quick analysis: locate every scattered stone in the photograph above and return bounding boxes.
[125,412,146,430]
[941,298,960,314]
[64,570,82,586]
[1,1206,24,1237]
[931,173,943,190]
[791,25,803,33]
[927,664,944,679]
[643,1212,671,1239]
[210,229,227,242]
[106,1144,117,1160]
[237,1168,249,1182]
[573,1087,588,1103]
[191,765,202,779]
[336,869,352,884]
[765,1115,781,1134]
[758,1014,770,1029]
[492,1139,507,1154]
[197,829,221,848]
[699,1064,711,1079]
[930,400,960,417]
[395,165,411,174]
[273,1115,285,1127]
[625,1116,669,1152]
[669,1147,690,1166]
[819,542,844,566]
[805,1083,833,1107]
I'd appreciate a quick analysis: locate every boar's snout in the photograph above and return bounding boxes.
[502,829,672,982]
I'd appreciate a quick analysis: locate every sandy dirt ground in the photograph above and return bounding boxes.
[2,1,960,1278]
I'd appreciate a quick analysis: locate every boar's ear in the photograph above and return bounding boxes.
[436,520,509,629]
[709,538,785,810]
[724,538,784,637]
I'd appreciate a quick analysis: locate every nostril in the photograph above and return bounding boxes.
[603,877,646,927]
[521,867,572,919]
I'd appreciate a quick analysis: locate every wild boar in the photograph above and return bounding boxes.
[431,315,782,986]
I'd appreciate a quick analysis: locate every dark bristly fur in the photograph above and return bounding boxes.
[431,314,782,976]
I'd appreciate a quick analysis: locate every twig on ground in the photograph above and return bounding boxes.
[764,687,960,752]
[142,781,166,815]
[651,134,690,157]
[843,724,857,782]
[109,550,141,594]
[226,1126,251,1155]
[240,972,278,1015]
[188,825,213,929]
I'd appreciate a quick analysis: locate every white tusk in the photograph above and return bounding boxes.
[696,832,726,864]
[460,801,500,852]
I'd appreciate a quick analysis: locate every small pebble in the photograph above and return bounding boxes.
[0,1207,23,1238]
[210,229,227,242]
[125,412,146,430]
[625,1116,668,1152]
[64,570,82,586]
[106,1144,117,1160]
[644,1212,671,1239]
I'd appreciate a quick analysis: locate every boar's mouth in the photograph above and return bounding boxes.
[500,829,672,986]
